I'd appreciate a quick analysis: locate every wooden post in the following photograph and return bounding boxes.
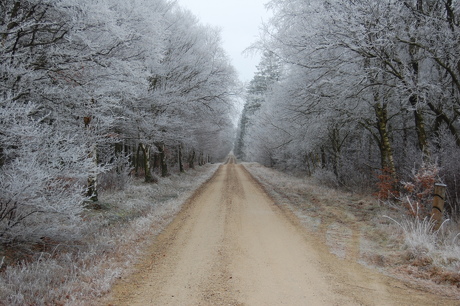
[431,183,447,231]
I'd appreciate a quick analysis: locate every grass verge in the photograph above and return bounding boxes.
[243,162,460,298]
[0,164,219,305]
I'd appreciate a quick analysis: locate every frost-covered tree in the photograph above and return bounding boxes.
[243,0,460,209]
[0,0,239,242]
[235,51,281,160]
[0,101,97,243]
[143,8,238,176]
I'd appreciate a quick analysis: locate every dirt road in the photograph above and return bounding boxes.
[108,157,457,305]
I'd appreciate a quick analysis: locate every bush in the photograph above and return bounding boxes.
[98,155,133,191]
[0,102,93,244]
[400,163,439,218]
[374,167,400,202]
[387,215,460,278]
[312,168,339,188]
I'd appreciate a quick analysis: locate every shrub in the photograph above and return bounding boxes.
[0,102,94,244]
[313,168,339,188]
[400,163,439,218]
[98,155,133,191]
[386,214,460,279]
[374,167,399,201]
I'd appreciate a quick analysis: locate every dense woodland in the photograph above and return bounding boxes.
[235,0,460,217]
[1,1,459,303]
[2,0,460,245]
[0,0,238,244]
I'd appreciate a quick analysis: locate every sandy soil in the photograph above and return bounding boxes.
[107,157,457,305]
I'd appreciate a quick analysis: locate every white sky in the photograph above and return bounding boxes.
[176,0,271,83]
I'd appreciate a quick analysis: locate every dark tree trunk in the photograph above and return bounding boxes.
[409,95,430,160]
[178,145,184,173]
[320,147,326,169]
[157,143,168,177]
[189,150,195,169]
[140,143,154,182]
[153,152,159,171]
[374,104,396,175]
[409,0,431,161]
[135,143,142,176]
[85,115,98,202]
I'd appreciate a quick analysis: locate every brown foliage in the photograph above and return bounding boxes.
[401,164,439,218]
[374,167,399,201]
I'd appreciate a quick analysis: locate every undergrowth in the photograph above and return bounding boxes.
[386,215,460,271]
[0,164,218,305]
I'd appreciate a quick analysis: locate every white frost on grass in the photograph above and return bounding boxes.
[0,164,219,305]
[389,216,460,273]
[326,222,353,259]
[245,162,460,286]
[298,215,322,232]
[243,163,355,258]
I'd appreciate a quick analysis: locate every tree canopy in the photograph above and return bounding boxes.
[0,0,239,243]
[238,0,460,213]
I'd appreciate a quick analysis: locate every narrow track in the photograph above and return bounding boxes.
[108,157,456,305]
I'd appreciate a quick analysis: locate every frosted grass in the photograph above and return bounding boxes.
[0,164,219,305]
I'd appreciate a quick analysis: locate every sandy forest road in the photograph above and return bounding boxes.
[108,157,456,305]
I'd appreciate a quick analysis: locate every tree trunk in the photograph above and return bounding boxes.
[409,95,430,160]
[304,154,312,176]
[135,143,141,176]
[0,147,4,167]
[125,144,132,168]
[140,143,154,182]
[178,144,184,173]
[153,152,159,172]
[328,126,347,183]
[189,150,195,169]
[320,147,326,169]
[428,102,460,147]
[409,0,431,161]
[445,0,455,31]
[374,104,396,176]
[114,142,123,173]
[84,115,98,201]
[87,143,98,201]
[157,143,168,177]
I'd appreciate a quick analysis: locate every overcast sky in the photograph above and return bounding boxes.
[176,0,271,83]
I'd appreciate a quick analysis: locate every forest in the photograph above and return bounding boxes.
[236,0,460,218]
[1,0,460,303]
[1,0,238,244]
